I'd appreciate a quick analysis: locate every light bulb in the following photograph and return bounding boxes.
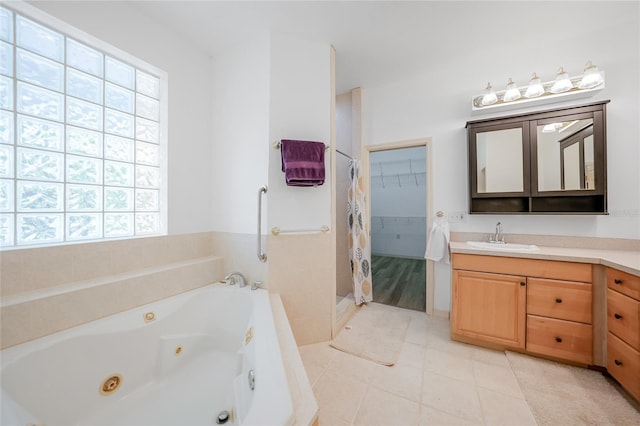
[481,82,498,106]
[578,61,604,89]
[550,67,573,93]
[524,73,545,98]
[503,78,521,102]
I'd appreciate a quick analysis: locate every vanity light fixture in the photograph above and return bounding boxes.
[503,78,521,102]
[471,61,605,112]
[481,82,498,106]
[524,73,545,98]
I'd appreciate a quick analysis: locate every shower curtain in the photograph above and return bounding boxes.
[348,159,373,305]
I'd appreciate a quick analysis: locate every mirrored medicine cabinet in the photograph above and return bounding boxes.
[467,100,609,214]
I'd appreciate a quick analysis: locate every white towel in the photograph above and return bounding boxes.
[425,222,450,264]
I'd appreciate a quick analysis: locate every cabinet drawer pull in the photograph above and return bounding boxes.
[555,298,562,303]
[614,359,623,366]
[614,279,623,285]
[520,282,526,286]
[555,337,563,343]
[614,313,623,320]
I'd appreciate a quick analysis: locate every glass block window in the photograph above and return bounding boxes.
[0,5,166,249]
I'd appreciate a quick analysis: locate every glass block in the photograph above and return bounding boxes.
[135,165,159,188]
[105,108,134,138]
[104,160,133,186]
[104,212,133,237]
[67,68,103,104]
[67,184,101,211]
[0,41,12,76]
[17,115,64,151]
[17,48,64,92]
[105,187,133,211]
[136,70,160,99]
[66,126,102,157]
[136,141,159,166]
[0,145,13,178]
[105,56,134,89]
[17,147,63,181]
[0,178,14,211]
[135,212,159,234]
[17,213,63,245]
[67,38,103,77]
[135,117,159,143]
[0,7,13,42]
[17,180,63,211]
[105,82,134,113]
[0,214,14,246]
[66,96,103,131]
[136,94,159,121]
[17,82,64,121]
[0,110,13,144]
[104,134,134,162]
[16,15,64,62]
[135,189,158,211]
[0,75,13,110]
[66,155,102,184]
[66,213,102,240]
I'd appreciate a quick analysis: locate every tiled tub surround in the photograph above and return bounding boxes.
[0,232,223,349]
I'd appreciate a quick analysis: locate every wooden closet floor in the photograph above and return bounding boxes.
[371,255,426,312]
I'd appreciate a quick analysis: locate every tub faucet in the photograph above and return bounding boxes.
[490,222,505,244]
[225,272,247,288]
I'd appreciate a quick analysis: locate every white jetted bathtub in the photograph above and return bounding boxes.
[0,283,294,426]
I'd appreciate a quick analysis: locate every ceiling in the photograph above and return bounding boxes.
[128,1,612,94]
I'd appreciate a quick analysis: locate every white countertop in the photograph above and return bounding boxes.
[450,241,640,276]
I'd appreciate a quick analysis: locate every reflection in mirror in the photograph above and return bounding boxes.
[537,119,594,192]
[476,128,523,193]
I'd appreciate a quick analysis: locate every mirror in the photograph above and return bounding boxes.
[476,128,523,193]
[536,119,594,192]
[466,100,608,214]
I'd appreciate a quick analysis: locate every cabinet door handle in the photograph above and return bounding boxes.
[614,359,623,366]
[555,298,562,303]
[555,337,563,343]
[520,282,526,286]
[614,313,623,320]
[614,279,623,285]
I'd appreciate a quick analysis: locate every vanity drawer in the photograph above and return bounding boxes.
[607,289,640,350]
[607,268,640,301]
[607,332,640,400]
[526,315,592,364]
[527,278,592,324]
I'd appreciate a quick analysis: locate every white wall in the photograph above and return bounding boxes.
[27,0,215,235]
[210,36,270,234]
[362,1,640,311]
[267,34,332,232]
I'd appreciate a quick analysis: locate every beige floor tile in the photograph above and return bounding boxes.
[354,387,420,426]
[469,346,510,368]
[422,371,484,423]
[303,359,327,388]
[370,363,423,402]
[313,370,367,424]
[419,405,483,426]
[397,342,425,370]
[425,333,475,359]
[472,359,525,399]
[299,342,336,368]
[405,318,429,346]
[317,410,351,426]
[477,387,537,426]
[424,347,476,384]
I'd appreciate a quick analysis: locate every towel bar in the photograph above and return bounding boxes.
[273,141,329,151]
[271,225,329,236]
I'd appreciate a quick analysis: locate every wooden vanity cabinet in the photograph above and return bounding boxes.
[606,267,640,400]
[451,254,593,364]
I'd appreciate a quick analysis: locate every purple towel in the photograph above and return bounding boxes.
[280,139,325,187]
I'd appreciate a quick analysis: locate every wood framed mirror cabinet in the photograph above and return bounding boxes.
[467,100,609,214]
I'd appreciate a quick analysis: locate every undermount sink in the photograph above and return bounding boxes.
[466,241,540,252]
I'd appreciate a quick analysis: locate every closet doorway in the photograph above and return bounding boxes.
[365,139,433,313]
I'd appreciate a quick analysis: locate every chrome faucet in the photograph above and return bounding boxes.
[490,222,505,244]
[225,272,247,288]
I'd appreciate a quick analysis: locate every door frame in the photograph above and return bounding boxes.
[363,137,434,315]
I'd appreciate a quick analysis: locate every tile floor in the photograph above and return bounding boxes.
[298,304,538,426]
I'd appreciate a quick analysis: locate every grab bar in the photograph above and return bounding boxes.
[257,185,268,262]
